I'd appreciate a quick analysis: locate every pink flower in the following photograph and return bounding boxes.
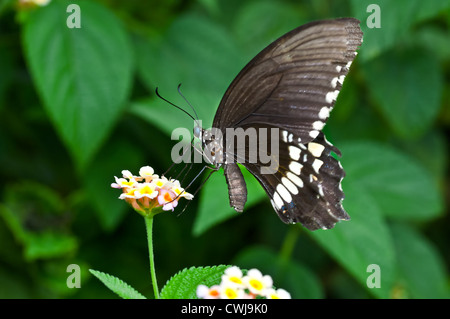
[157,188,179,211]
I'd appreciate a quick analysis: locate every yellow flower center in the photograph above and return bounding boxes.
[230,277,242,285]
[249,279,263,291]
[225,288,238,299]
[140,185,154,195]
[123,180,134,187]
[155,180,165,187]
[124,188,137,196]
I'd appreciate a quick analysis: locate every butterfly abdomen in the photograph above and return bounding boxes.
[223,163,247,212]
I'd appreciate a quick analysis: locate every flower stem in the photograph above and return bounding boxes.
[144,215,160,299]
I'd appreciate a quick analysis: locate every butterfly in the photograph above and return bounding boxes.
[192,18,363,231]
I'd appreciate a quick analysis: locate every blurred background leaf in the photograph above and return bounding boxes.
[0,0,448,299]
[22,0,133,170]
[390,223,448,299]
[362,48,443,139]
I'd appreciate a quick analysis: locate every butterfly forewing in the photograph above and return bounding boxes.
[213,18,362,144]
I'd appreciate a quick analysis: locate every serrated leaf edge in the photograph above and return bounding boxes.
[89,269,146,299]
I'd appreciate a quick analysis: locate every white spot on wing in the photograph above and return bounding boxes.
[289,161,303,175]
[282,130,288,143]
[313,121,325,130]
[325,90,340,103]
[273,192,283,209]
[287,172,303,188]
[276,184,292,203]
[288,146,301,161]
[309,130,319,138]
[308,142,325,157]
[282,177,298,195]
[312,159,324,173]
[317,184,324,197]
[331,77,338,88]
[318,107,330,120]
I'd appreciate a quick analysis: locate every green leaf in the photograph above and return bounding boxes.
[400,131,448,183]
[341,142,443,221]
[362,48,443,138]
[233,1,307,60]
[23,231,77,261]
[129,97,191,137]
[310,141,445,297]
[89,269,146,299]
[412,26,450,63]
[22,1,133,170]
[0,182,77,260]
[310,182,396,298]
[233,246,323,298]
[192,166,265,236]
[160,265,229,299]
[134,13,242,133]
[350,0,450,61]
[83,139,144,231]
[391,223,449,299]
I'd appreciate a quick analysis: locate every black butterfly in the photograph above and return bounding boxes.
[194,18,363,231]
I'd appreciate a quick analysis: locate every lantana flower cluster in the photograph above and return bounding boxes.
[111,166,193,216]
[18,0,51,8]
[197,266,291,299]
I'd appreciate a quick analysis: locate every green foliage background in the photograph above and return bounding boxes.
[0,0,449,298]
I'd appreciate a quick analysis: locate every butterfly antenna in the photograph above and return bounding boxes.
[177,83,199,122]
[155,87,196,122]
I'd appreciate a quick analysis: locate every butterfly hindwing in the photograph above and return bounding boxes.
[238,128,347,230]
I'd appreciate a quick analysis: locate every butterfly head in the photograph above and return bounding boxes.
[195,126,224,167]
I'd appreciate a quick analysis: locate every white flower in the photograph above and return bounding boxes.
[111,176,136,189]
[196,285,220,299]
[139,166,154,177]
[196,266,291,299]
[242,269,273,295]
[221,266,245,288]
[134,183,158,199]
[121,170,135,180]
[153,176,169,189]
[265,288,291,299]
[219,283,245,299]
